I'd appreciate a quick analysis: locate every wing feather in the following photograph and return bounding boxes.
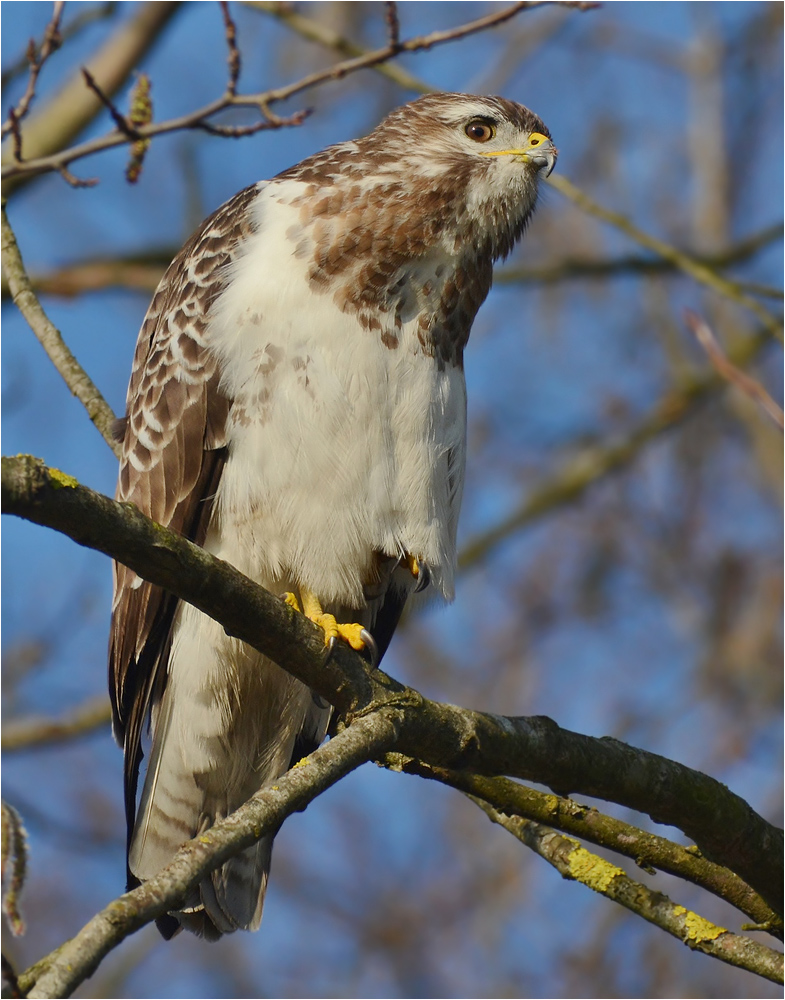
[109,183,260,846]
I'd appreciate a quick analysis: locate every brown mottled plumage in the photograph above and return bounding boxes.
[110,93,555,939]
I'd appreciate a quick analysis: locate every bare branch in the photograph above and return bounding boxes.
[80,68,139,139]
[385,2,401,48]
[685,310,784,430]
[402,761,781,935]
[547,173,784,342]
[2,697,112,752]
[1,2,182,197]
[2,455,781,915]
[0,205,119,456]
[194,106,311,138]
[245,0,431,93]
[1,2,595,186]
[475,802,783,985]
[1,2,65,142]
[219,0,241,96]
[496,221,784,287]
[1,4,117,92]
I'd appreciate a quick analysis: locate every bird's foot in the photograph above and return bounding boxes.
[282,590,377,665]
[405,552,430,593]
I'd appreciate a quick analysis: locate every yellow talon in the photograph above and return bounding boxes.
[288,587,371,653]
[314,615,367,651]
[406,553,421,580]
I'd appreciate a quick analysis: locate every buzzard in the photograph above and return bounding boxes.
[110,93,556,939]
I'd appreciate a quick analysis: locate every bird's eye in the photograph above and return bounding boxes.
[464,120,495,143]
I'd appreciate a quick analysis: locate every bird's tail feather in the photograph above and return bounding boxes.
[127,612,324,938]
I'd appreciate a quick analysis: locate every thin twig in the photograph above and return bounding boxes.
[1,3,116,91]
[0,205,119,455]
[56,164,98,188]
[474,802,783,985]
[1,2,595,184]
[194,107,310,137]
[219,0,241,96]
[1,2,65,140]
[684,310,783,430]
[1,2,181,198]
[245,0,431,93]
[385,2,401,48]
[80,67,139,139]
[547,173,784,342]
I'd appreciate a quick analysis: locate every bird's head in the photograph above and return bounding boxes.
[362,93,557,257]
[368,93,556,177]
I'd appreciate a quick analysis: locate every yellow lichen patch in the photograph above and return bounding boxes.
[568,847,625,892]
[49,467,79,489]
[684,910,727,942]
[292,757,310,769]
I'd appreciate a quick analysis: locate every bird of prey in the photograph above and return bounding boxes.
[109,92,556,939]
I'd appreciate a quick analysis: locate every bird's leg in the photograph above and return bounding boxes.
[283,588,375,658]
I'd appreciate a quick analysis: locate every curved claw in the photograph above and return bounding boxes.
[321,634,337,667]
[359,628,378,668]
[413,561,431,594]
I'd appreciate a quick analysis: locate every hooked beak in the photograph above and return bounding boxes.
[479,138,558,177]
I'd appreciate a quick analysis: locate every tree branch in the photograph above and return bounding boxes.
[474,801,783,985]
[546,173,784,342]
[458,329,771,571]
[685,310,783,430]
[2,454,781,916]
[398,760,781,935]
[1,2,595,186]
[496,221,784,288]
[1,2,182,197]
[2,697,111,752]
[0,204,120,456]
[20,710,397,1000]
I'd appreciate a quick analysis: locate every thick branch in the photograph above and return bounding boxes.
[0,204,120,456]
[475,803,783,985]
[2,455,781,915]
[21,711,397,999]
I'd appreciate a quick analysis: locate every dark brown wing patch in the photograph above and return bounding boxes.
[109,183,260,843]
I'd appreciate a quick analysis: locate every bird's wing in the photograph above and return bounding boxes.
[109,183,260,838]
